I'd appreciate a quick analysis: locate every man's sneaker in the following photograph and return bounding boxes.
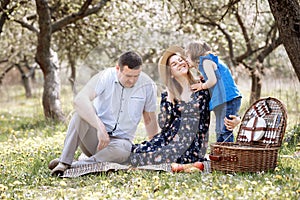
[78,153,89,161]
[48,158,60,170]
[51,162,69,176]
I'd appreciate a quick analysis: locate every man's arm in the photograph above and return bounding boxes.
[143,111,159,140]
[73,72,110,150]
[224,115,241,131]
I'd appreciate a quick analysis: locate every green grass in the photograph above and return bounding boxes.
[0,83,299,199]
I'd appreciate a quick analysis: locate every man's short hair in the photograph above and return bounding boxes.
[118,51,143,70]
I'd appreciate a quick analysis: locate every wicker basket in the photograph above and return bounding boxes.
[209,97,288,173]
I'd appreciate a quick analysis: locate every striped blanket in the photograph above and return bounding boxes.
[62,161,211,178]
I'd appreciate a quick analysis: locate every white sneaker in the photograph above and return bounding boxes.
[51,162,69,176]
[78,153,89,161]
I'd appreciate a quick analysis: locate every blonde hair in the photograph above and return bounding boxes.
[186,41,212,63]
[159,54,197,101]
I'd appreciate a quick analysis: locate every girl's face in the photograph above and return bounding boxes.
[185,51,198,68]
[168,54,189,77]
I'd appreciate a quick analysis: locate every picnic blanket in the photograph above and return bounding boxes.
[61,161,211,178]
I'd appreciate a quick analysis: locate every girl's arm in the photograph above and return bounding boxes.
[202,59,217,89]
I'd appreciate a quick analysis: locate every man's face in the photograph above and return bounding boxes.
[116,65,142,88]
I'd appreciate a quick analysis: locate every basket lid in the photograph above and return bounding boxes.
[237,97,287,147]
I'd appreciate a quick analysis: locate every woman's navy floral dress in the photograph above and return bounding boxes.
[129,89,210,166]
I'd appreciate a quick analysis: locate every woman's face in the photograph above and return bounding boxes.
[168,54,189,78]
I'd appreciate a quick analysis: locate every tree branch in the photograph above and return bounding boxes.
[257,37,282,62]
[14,19,39,33]
[235,9,252,59]
[78,0,93,14]
[198,17,236,66]
[264,23,277,46]
[0,64,14,85]
[0,0,11,34]
[0,0,28,34]
[0,59,8,64]
[220,0,241,20]
[51,0,109,33]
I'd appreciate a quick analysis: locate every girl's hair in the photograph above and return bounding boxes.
[162,55,197,101]
[186,41,212,63]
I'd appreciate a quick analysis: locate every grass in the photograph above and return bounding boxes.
[0,81,300,200]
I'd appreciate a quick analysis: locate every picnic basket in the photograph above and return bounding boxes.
[209,97,288,173]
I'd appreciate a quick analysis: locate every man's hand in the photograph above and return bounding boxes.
[224,115,241,131]
[97,130,110,151]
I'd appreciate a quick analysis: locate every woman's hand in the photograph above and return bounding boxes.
[224,115,241,131]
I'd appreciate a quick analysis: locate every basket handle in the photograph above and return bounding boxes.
[209,154,238,162]
[209,155,221,161]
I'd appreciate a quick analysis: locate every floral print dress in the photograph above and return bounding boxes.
[129,89,210,166]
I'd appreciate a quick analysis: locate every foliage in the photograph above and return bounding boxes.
[1,0,298,119]
[284,124,300,147]
[1,0,292,79]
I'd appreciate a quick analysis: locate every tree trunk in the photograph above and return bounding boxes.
[35,0,65,121]
[67,50,77,95]
[268,0,300,81]
[250,69,262,104]
[15,64,33,98]
[22,75,32,98]
[42,67,64,120]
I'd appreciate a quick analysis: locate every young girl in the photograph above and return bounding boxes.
[185,41,242,142]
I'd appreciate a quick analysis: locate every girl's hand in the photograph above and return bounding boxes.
[191,83,203,92]
[199,75,204,81]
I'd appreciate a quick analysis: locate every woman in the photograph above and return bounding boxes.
[129,46,211,166]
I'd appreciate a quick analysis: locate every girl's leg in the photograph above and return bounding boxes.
[213,104,226,142]
[221,97,242,142]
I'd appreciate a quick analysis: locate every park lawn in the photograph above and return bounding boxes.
[0,118,299,199]
[0,85,299,199]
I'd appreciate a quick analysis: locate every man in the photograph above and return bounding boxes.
[50,51,158,176]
